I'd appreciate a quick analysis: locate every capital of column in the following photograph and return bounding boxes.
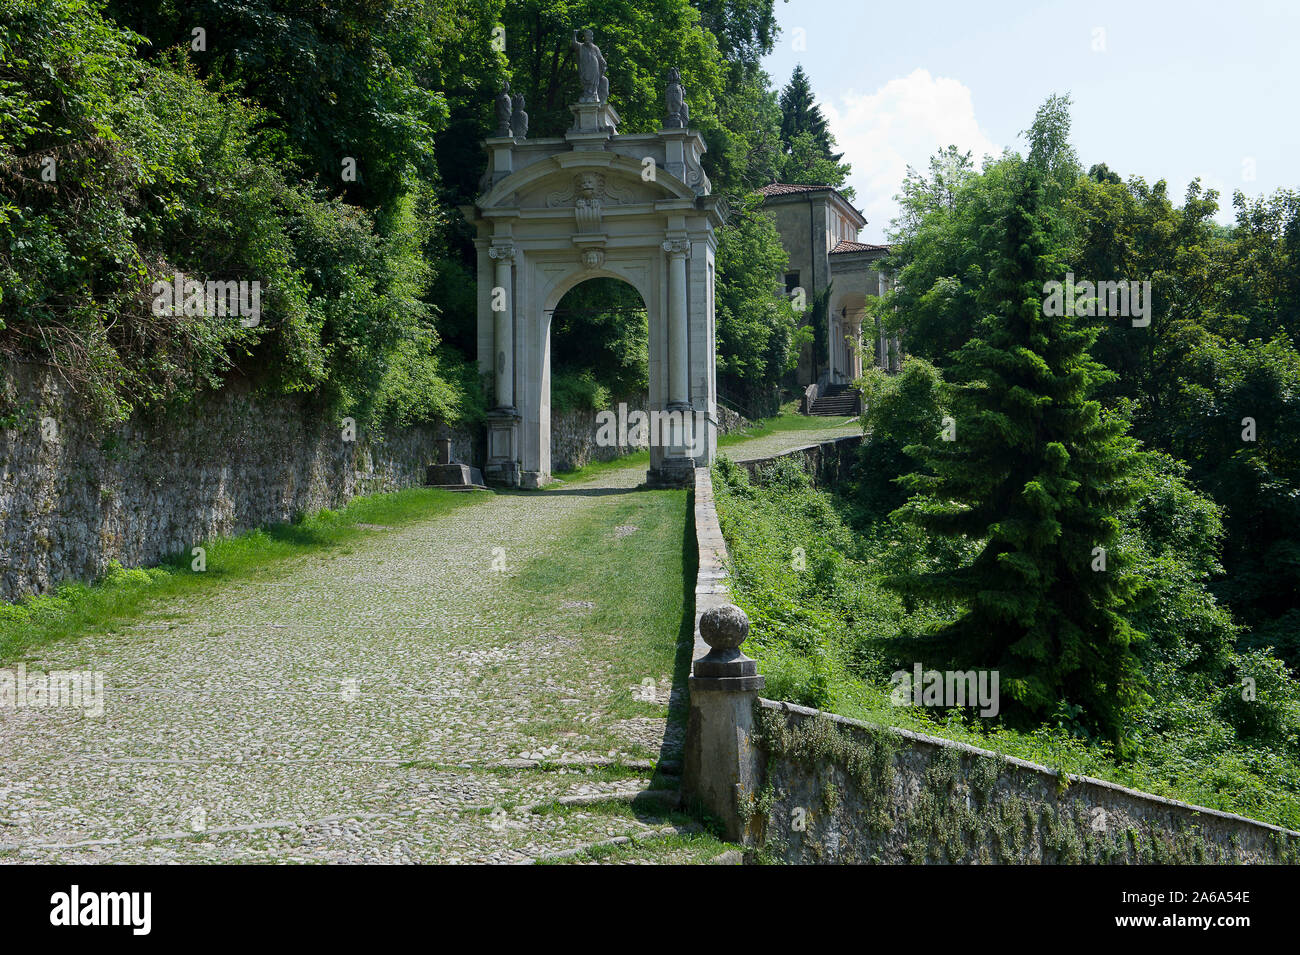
[661,238,691,257]
[489,243,516,261]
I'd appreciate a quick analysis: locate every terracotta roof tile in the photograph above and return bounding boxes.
[830,239,890,254]
[756,182,830,197]
[757,182,868,227]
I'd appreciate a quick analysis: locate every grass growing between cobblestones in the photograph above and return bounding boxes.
[536,830,730,864]
[509,483,696,743]
[0,486,491,663]
[0,425,844,863]
[548,449,652,486]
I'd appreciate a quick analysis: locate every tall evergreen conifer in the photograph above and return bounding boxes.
[778,65,840,161]
[889,162,1147,747]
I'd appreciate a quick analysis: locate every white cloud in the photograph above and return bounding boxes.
[818,69,1001,242]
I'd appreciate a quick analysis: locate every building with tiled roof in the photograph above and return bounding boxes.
[830,239,890,255]
[758,183,900,391]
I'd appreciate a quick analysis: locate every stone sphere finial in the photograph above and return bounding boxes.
[700,603,749,650]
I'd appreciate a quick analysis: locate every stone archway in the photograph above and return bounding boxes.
[460,55,727,488]
[829,291,868,383]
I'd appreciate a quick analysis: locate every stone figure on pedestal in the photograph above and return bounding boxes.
[664,68,689,128]
[571,29,608,103]
[494,81,512,137]
[510,93,529,139]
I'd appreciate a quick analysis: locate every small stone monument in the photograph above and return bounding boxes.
[664,68,689,128]
[510,93,529,139]
[494,81,513,137]
[424,426,488,491]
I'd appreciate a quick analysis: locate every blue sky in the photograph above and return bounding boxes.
[760,0,1299,242]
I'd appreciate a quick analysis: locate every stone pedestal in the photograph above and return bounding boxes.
[567,100,620,140]
[425,462,488,490]
[484,408,520,487]
[646,456,696,488]
[646,407,704,487]
[683,604,766,845]
[425,427,488,490]
[484,135,515,187]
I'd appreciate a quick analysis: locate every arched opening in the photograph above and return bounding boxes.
[831,291,868,383]
[547,276,649,473]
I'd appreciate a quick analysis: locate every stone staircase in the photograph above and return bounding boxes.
[808,384,859,416]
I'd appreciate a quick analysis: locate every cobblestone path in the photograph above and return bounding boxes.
[0,420,857,864]
[721,417,859,462]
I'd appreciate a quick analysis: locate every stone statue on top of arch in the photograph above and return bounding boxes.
[571,29,608,103]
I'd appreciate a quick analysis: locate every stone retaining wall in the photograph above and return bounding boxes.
[2,363,750,601]
[753,699,1299,864]
[735,434,862,488]
[0,361,479,602]
[548,395,643,473]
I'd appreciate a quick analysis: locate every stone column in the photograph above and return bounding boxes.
[683,603,766,845]
[663,239,690,409]
[828,312,837,382]
[489,243,515,409]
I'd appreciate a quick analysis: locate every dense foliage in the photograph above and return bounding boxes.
[713,455,1300,829]
[2,0,820,424]
[712,93,1299,817]
[888,160,1148,746]
[880,95,1300,679]
[1,0,487,427]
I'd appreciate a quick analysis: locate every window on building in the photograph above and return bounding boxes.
[784,271,801,294]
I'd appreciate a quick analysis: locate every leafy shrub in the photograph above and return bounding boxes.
[550,369,612,414]
[0,0,469,431]
[1218,649,1300,745]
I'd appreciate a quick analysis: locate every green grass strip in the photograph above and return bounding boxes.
[1,485,491,662]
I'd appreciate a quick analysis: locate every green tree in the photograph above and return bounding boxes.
[493,0,723,139]
[550,277,649,402]
[1165,337,1300,666]
[888,161,1147,747]
[105,0,451,214]
[693,0,779,65]
[778,64,838,161]
[854,358,949,513]
[714,193,796,403]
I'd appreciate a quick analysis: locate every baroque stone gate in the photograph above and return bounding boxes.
[461,36,728,488]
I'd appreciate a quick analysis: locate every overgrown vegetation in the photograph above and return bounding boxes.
[0,0,483,429]
[753,708,1299,863]
[2,0,842,430]
[883,95,1300,673]
[713,453,1300,830]
[711,92,1300,830]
